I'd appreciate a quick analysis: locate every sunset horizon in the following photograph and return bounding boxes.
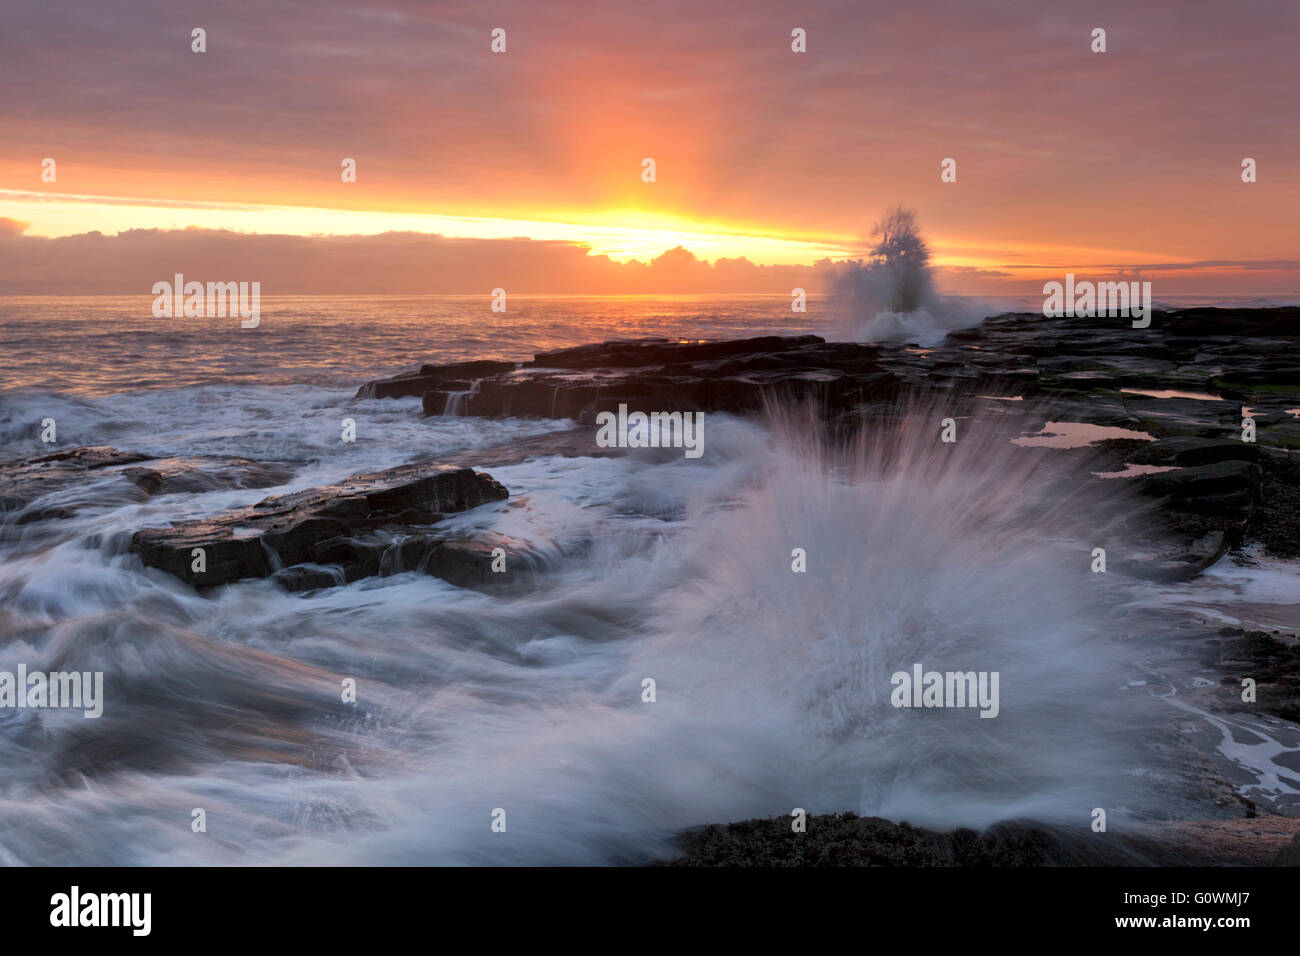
[2,0,1298,926]
[3,0,1297,296]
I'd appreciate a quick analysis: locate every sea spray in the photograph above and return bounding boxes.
[0,388,1166,864]
[290,400,1159,863]
[828,206,997,345]
[619,399,1149,831]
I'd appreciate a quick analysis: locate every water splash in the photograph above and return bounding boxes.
[828,207,1004,345]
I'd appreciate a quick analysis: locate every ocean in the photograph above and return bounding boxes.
[1,294,1297,865]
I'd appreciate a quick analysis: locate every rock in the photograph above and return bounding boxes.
[132,463,509,587]
[0,446,297,526]
[265,532,544,594]
[1112,462,1259,582]
[356,305,1300,573]
[117,457,299,495]
[1139,460,1262,514]
[373,335,905,421]
[1212,630,1300,724]
[270,564,346,592]
[419,536,503,589]
[1256,455,1300,558]
[1114,528,1233,583]
[14,505,77,524]
[656,812,1147,866]
[527,335,824,370]
[354,360,517,400]
[1128,437,1261,468]
[0,446,152,514]
[418,534,546,591]
[1274,833,1300,866]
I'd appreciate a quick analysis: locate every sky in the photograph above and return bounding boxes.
[1,0,1297,294]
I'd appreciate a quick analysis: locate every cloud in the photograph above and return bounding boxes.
[1090,260,1300,273]
[3,0,1296,259]
[5,225,1292,295]
[939,265,1013,279]
[0,227,828,294]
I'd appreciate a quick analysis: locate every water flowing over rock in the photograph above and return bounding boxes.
[367,334,904,421]
[358,307,1300,578]
[0,446,298,527]
[130,463,508,588]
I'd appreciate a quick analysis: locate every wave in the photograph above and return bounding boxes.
[298,402,1155,863]
[826,206,1007,345]
[0,394,1182,864]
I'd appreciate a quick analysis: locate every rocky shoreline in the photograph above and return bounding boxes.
[4,306,1297,865]
[6,308,1294,594]
[352,305,1300,582]
[657,812,1300,867]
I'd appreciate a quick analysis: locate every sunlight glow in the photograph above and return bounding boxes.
[0,190,856,266]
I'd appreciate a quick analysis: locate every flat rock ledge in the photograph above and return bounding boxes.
[655,812,1300,867]
[355,308,1300,573]
[0,445,298,528]
[359,334,903,421]
[131,462,508,589]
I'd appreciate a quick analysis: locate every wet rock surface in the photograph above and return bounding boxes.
[353,359,517,401]
[360,306,1299,570]
[656,812,1300,866]
[654,814,1132,866]
[130,463,509,588]
[24,308,1298,602]
[0,446,298,527]
[3,432,604,594]
[1210,628,1300,725]
[0,446,152,516]
[372,333,902,422]
[9,306,1298,866]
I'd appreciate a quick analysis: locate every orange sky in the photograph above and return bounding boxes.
[2,0,1297,294]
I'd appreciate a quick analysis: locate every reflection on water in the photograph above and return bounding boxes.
[0,294,824,397]
[1012,421,1156,449]
[1092,463,1180,479]
[1122,388,1225,402]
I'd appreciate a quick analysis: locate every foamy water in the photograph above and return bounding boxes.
[0,294,829,398]
[1,295,1296,864]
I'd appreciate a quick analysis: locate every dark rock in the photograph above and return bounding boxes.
[1128,437,1260,468]
[0,446,298,526]
[132,463,509,587]
[527,335,824,370]
[270,564,346,592]
[264,531,545,594]
[1253,454,1300,559]
[1139,460,1262,513]
[1114,528,1233,583]
[419,536,501,589]
[1274,833,1300,866]
[359,305,1300,574]
[417,534,547,591]
[118,457,299,495]
[14,505,77,524]
[355,360,517,400]
[656,812,1148,867]
[374,335,906,421]
[0,446,152,515]
[1212,630,1300,724]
